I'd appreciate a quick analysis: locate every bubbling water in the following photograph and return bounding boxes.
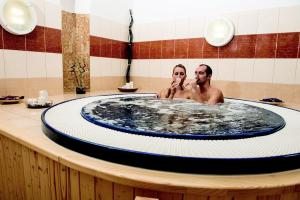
[81,96,285,139]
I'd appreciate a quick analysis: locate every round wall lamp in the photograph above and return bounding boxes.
[0,0,37,35]
[204,17,235,47]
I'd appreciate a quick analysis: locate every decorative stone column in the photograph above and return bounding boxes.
[62,11,90,92]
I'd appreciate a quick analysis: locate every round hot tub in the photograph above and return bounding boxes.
[42,93,300,174]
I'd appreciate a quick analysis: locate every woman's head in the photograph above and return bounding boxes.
[172,64,187,83]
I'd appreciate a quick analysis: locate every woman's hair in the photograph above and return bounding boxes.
[172,64,186,75]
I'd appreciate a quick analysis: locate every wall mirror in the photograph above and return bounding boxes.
[204,17,235,47]
[0,0,37,35]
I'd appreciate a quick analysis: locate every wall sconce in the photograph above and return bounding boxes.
[0,0,37,35]
[204,17,235,47]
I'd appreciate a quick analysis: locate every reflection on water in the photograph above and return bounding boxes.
[81,96,285,137]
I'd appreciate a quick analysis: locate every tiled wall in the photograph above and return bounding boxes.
[132,33,300,59]
[130,5,300,104]
[0,0,129,96]
[89,14,129,90]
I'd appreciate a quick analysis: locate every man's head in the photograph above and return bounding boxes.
[195,64,213,85]
[172,64,187,84]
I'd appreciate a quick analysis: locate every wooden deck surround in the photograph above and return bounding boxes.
[1,91,300,200]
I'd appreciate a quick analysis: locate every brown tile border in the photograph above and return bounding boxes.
[26,26,46,52]
[255,34,277,58]
[0,25,127,59]
[150,41,162,59]
[100,38,112,57]
[139,42,150,59]
[219,37,238,58]
[188,38,203,58]
[237,35,257,58]
[132,42,140,59]
[0,27,3,49]
[133,32,300,59]
[1,24,299,60]
[276,32,299,58]
[111,39,121,58]
[175,39,189,58]
[202,39,219,58]
[45,27,62,53]
[162,40,175,59]
[3,29,25,50]
[90,36,101,57]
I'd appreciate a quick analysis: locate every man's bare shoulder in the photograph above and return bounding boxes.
[209,86,224,103]
[210,86,223,95]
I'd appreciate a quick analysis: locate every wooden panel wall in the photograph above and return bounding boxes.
[1,133,300,200]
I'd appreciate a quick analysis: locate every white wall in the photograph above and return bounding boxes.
[131,4,300,85]
[131,0,300,24]
[90,0,133,25]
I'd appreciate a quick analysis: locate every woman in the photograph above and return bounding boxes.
[158,64,191,99]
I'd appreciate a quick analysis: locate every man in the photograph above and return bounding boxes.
[158,64,191,99]
[188,64,224,105]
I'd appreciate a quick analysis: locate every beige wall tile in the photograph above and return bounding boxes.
[188,16,205,38]
[235,59,254,82]
[293,85,300,104]
[90,77,102,91]
[257,8,279,34]
[147,60,162,78]
[32,0,45,26]
[46,78,63,95]
[26,52,46,78]
[4,50,27,78]
[120,59,128,78]
[215,81,295,103]
[253,59,274,83]
[0,50,5,79]
[26,78,49,97]
[110,59,121,76]
[99,18,112,38]
[91,76,124,92]
[131,76,171,92]
[273,59,297,84]
[132,24,143,42]
[99,57,112,76]
[90,15,101,36]
[144,23,161,41]
[129,77,300,105]
[174,18,190,39]
[121,24,128,42]
[218,59,236,81]
[90,56,101,77]
[220,12,239,35]
[131,59,149,77]
[278,5,300,33]
[295,59,300,85]
[5,78,28,96]
[46,53,62,78]
[45,0,61,29]
[237,10,259,35]
[0,79,6,96]
[159,59,180,78]
[111,21,122,41]
[162,21,176,40]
